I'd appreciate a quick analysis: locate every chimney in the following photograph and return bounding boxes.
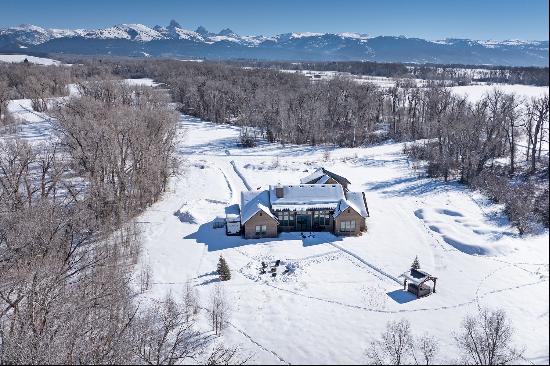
[275,183,284,198]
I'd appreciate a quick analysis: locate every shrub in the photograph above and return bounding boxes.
[239,130,257,148]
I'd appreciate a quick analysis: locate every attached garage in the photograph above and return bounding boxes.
[243,210,278,239]
[333,192,369,236]
[241,190,279,239]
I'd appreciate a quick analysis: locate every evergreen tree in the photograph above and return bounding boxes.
[217,255,231,281]
[411,256,420,270]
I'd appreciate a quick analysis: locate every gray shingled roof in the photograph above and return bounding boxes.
[300,168,351,185]
[333,192,369,219]
[240,190,277,224]
[269,184,346,211]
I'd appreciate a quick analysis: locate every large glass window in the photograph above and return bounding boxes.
[314,210,331,226]
[340,220,356,232]
[255,225,267,235]
[277,211,294,226]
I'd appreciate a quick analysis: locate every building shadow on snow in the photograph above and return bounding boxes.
[386,289,417,304]
[184,220,342,252]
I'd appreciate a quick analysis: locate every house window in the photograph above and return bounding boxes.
[340,220,356,232]
[314,210,331,226]
[255,225,267,235]
[277,211,294,226]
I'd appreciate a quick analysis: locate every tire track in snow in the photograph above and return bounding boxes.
[285,250,341,262]
[230,160,252,191]
[226,322,290,365]
[214,165,234,202]
[414,201,548,277]
[327,242,402,284]
[18,103,56,123]
[234,248,547,315]
[262,276,546,315]
[195,304,290,365]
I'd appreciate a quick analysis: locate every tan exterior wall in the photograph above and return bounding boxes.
[243,211,278,239]
[334,208,366,236]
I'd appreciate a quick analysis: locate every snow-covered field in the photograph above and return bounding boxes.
[134,116,549,364]
[277,68,549,103]
[3,77,548,364]
[450,83,549,102]
[0,53,62,65]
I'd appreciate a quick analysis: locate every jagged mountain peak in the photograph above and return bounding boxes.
[195,26,211,36]
[0,22,547,66]
[218,28,237,37]
[168,20,181,29]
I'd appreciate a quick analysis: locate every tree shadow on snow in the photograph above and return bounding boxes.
[386,289,417,304]
[197,271,217,278]
[196,277,221,286]
[365,176,453,197]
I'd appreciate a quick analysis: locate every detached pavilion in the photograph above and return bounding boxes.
[399,268,437,298]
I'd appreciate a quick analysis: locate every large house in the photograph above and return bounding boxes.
[238,168,369,239]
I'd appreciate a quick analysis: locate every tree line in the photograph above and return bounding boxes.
[404,90,549,233]
[90,58,548,232]
[0,60,115,124]
[229,60,549,86]
[0,75,246,364]
[5,58,546,230]
[365,306,524,365]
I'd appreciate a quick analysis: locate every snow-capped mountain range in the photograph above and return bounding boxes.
[1,21,548,66]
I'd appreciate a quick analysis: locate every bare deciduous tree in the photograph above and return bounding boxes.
[413,333,439,365]
[454,307,523,365]
[366,319,414,365]
[524,94,549,174]
[183,279,200,322]
[208,284,230,336]
[134,295,206,365]
[206,343,251,365]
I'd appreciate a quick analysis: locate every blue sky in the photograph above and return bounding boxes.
[2,0,548,40]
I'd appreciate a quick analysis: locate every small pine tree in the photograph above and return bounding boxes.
[217,255,231,281]
[411,256,420,270]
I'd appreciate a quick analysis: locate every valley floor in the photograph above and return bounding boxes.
[4,78,548,364]
[135,115,549,364]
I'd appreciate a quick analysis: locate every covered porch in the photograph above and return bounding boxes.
[274,209,333,232]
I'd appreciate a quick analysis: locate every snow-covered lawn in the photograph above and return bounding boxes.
[135,115,549,364]
[0,53,62,65]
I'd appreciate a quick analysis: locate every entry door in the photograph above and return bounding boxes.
[296,212,312,231]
